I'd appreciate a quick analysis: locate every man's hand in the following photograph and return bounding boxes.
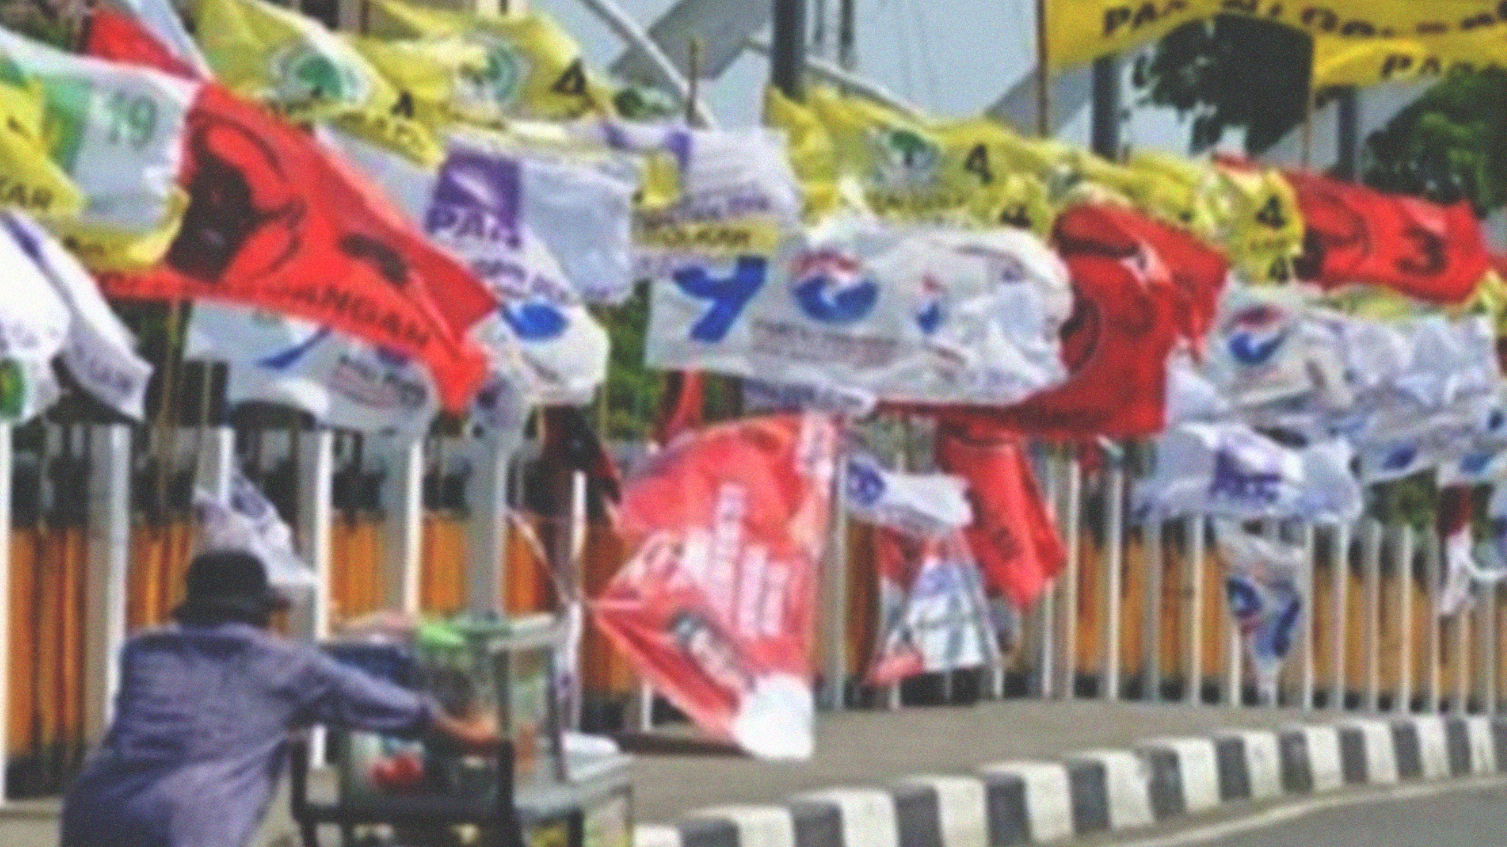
[431,710,500,752]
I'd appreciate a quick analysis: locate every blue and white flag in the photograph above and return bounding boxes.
[1136,422,1361,523]
[1215,522,1305,695]
[647,215,1073,406]
[195,470,316,589]
[844,452,972,539]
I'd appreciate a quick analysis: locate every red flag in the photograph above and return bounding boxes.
[93,85,492,410]
[651,371,704,448]
[930,205,1184,440]
[935,425,1066,609]
[1286,171,1488,304]
[1131,213,1228,355]
[81,6,199,79]
[593,414,837,759]
[85,16,495,410]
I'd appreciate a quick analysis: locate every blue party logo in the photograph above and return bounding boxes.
[501,302,568,341]
[791,250,879,325]
[1380,444,1419,472]
[1225,304,1288,366]
[915,273,944,335]
[846,458,886,507]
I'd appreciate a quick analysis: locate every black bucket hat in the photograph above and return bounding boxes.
[173,550,291,623]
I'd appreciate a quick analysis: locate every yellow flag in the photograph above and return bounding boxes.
[356,0,616,128]
[1312,27,1507,87]
[192,0,441,164]
[1210,164,1304,283]
[0,76,84,220]
[763,86,840,219]
[799,87,1056,232]
[1046,0,1507,69]
[50,189,188,271]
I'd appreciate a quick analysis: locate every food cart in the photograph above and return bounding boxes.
[290,613,633,847]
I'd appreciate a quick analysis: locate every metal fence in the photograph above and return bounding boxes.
[1,422,1502,800]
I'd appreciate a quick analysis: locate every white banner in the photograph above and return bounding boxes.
[1214,522,1306,695]
[0,27,196,233]
[647,216,1073,406]
[187,305,439,435]
[195,470,317,589]
[844,452,972,538]
[1136,422,1362,523]
[1,212,152,419]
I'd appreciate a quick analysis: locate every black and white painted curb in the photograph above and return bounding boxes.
[631,715,1507,847]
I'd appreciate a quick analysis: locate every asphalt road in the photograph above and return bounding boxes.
[1093,778,1507,847]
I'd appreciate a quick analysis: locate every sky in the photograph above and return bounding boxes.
[536,0,1202,157]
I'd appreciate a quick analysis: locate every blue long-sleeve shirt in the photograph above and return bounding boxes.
[60,622,436,847]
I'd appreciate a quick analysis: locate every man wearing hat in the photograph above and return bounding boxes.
[58,549,497,847]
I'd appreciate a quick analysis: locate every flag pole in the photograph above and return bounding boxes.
[1034,0,1050,137]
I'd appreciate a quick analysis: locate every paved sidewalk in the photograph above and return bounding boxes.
[623,699,1344,822]
[0,699,1362,845]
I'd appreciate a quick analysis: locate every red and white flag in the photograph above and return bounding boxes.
[593,414,837,759]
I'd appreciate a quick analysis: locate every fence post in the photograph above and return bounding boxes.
[1185,515,1205,705]
[381,435,425,616]
[1102,451,1125,700]
[1330,523,1350,710]
[464,429,519,615]
[1037,448,1059,700]
[1425,526,1442,713]
[1060,454,1082,699]
[1455,577,1471,713]
[820,455,849,710]
[1142,516,1163,703]
[1364,520,1383,712]
[1396,524,1414,713]
[0,422,11,803]
[1299,522,1316,709]
[83,424,131,740]
[1480,584,1497,714]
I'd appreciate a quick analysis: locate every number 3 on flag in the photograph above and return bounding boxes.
[671,256,768,344]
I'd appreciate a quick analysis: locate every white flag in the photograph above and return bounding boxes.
[844,452,972,538]
[647,216,1072,406]
[1136,422,1362,523]
[1,212,152,419]
[1214,522,1306,696]
[187,304,439,435]
[195,470,316,589]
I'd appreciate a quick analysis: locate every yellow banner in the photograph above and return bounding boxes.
[1047,1,1507,69]
[193,0,441,165]
[1313,27,1507,87]
[356,0,617,128]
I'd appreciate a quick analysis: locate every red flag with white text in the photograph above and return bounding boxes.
[592,414,837,759]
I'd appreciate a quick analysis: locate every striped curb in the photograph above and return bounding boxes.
[634,715,1507,847]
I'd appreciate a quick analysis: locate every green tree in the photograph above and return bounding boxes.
[1132,15,1313,155]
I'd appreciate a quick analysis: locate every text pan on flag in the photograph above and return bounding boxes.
[593,414,837,759]
[1286,169,1489,304]
[91,85,492,411]
[869,528,997,686]
[645,215,1073,407]
[1136,422,1362,523]
[1043,1,1507,70]
[327,129,609,406]
[934,426,1066,611]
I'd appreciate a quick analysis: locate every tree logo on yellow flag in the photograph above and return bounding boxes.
[454,34,529,114]
[270,45,369,107]
[0,359,25,419]
[867,127,940,188]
